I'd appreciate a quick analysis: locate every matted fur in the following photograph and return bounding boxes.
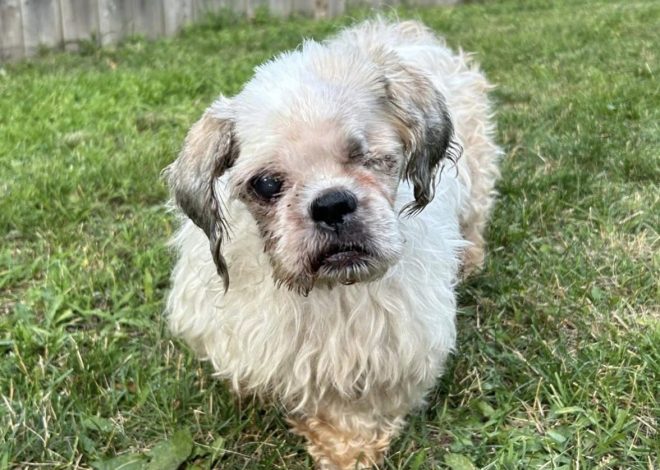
[166,18,501,469]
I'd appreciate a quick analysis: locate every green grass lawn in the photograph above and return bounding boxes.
[1,0,658,468]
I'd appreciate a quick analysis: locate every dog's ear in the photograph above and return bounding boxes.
[166,97,238,290]
[379,53,461,215]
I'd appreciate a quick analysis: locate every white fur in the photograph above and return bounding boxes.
[168,177,465,410]
[166,18,500,468]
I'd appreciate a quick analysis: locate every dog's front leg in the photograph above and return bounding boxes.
[289,412,404,469]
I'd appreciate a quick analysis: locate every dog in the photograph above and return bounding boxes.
[165,18,500,469]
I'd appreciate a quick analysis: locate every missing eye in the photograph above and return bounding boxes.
[250,174,284,201]
[348,148,365,161]
[347,137,368,162]
[353,152,399,175]
[367,153,398,170]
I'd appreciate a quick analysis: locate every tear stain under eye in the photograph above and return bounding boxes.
[250,206,281,252]
[351,169,394,206]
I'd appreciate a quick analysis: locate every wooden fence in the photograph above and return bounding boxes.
[0,0,459,61]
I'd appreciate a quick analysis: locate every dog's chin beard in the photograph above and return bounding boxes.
[317,259,374,286]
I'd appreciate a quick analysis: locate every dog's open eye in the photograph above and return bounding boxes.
[250,174,283,200]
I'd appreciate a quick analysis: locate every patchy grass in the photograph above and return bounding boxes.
[1,0,658,468]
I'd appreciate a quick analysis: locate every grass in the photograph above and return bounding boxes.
[0,0,658,468]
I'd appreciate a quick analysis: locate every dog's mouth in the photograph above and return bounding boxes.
[283,240,396,294]
[311,244,372,274]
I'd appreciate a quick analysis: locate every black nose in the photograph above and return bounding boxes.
[310,190,358,227]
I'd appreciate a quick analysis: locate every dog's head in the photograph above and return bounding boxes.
[166,45,459,295]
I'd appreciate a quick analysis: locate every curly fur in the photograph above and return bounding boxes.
[166,18,501,469]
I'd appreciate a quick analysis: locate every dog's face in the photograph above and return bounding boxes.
[231,108,406,294]
[167,46,458,294]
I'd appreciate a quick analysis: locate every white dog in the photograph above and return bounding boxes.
[165,18,500,469]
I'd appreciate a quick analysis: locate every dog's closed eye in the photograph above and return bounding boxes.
[347,139,367,162]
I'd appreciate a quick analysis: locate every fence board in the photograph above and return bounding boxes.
[246,0,266,18]
[60,0,99,50]
[131,0,163,39]
[312,0,343,18]
[0,0,24,59]
[269,0,291,17]
[230,0,248,16]
[21,0,62,55]
[292,0,314,16]
[98,0,133,45]
[163,0,193,36]
[2,0,463,60]
[192,0,227,21]
[325,0,344,17]
[223,0,242,12]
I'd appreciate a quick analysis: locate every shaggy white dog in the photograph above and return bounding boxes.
[165,18,500,469]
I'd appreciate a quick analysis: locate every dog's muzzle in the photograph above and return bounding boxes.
[306,189,378,282]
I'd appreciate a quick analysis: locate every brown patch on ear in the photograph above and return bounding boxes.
[377,50,461,215]
[165,98,238,290]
